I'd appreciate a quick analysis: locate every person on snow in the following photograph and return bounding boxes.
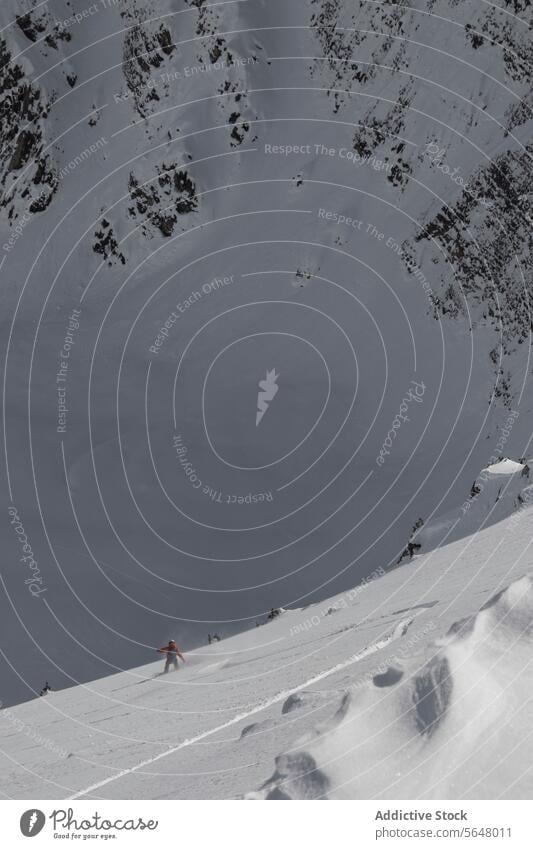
[157,639,185,673]
[40,682,52,696]
[397,541,421,563]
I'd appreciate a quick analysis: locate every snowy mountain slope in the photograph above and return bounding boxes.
[253,573,533,800]
[1,485,533,800]
[410,456,533,551]
[1,0,532,713]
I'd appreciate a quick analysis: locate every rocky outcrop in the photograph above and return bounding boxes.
[127,164,198,238]
[0,36,57,220]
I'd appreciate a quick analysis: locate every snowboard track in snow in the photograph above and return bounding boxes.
[68,617,414,799]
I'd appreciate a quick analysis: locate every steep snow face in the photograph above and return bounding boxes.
[1,0,532,709]
[309,0,533,351]
[410,456,533,552]
[1,494,533,800]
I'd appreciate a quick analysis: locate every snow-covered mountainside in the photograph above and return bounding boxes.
[1,468,533,799]
[0,0,532,714]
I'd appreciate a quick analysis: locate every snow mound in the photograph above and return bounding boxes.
[282,693,312,715]
[250,573,533,800]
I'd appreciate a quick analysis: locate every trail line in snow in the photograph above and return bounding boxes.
[69,617,413,799]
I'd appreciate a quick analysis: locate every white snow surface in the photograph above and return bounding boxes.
[2,482,533,800]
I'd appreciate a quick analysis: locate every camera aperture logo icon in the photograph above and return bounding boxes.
[20,809,46,837]
[256,369,279,426]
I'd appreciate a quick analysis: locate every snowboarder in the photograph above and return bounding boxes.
[208,634,212,645]
[40,682,52,696]
[267,607,280,621]
[157,640,185,673]
[212,633,221,642]
[521,464,530,478]
[397,541,422,563]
